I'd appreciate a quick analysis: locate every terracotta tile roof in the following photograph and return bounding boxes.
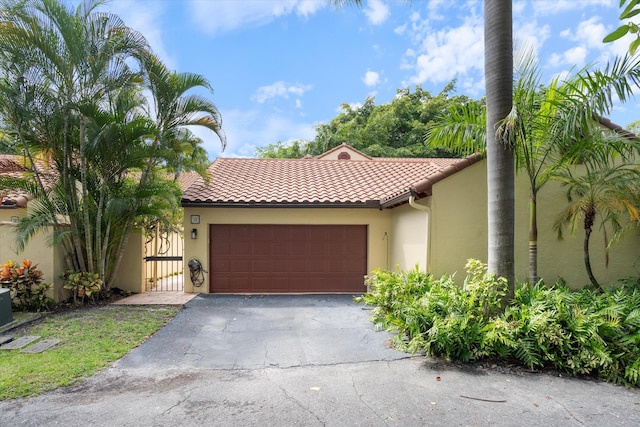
[177,171,204,192]
[182,151,483,208]
[0,154,54,208]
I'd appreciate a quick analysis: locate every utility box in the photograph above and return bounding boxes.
[0,288,13,327]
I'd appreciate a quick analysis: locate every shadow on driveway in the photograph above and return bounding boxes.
[117,294,408,370]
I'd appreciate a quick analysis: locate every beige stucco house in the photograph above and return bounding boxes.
[180,143,639,294]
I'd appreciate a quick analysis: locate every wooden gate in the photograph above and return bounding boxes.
[144,225,184,292]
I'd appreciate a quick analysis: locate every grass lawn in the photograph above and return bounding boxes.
[0,305,180,400]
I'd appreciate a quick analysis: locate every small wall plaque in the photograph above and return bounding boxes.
[190,215,200,224]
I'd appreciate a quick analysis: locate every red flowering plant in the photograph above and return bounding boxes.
[0,259,53,312]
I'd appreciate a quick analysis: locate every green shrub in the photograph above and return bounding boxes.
[63,271,104,305]
[0,259,54,312]
[357,259,640,387]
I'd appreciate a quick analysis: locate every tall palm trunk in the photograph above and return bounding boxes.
[485,0,515,298]
[582,205,602,291]
[529,192,537,285]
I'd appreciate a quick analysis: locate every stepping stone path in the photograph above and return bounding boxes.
[0,335,14,345]
[0,336,40,350]
[22,339,60,354]
[0,335,60,353]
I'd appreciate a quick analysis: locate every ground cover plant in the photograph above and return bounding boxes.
[0,305,180,400]
[356,260,640,387]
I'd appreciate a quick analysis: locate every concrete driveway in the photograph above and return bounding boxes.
[1,294,639,426]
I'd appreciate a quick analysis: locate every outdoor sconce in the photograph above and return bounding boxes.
[191,228,198,239]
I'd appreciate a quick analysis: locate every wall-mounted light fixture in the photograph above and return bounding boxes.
[191,228,198,239]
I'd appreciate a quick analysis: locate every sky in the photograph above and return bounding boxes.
[100,0,636,159]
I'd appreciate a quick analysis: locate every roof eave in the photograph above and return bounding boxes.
[181,200,381,209]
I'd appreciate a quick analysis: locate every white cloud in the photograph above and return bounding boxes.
[341,102,362,113]
[204,109,317,159]
[550,17,628,68]
[363,70,381,87]
[513,0,527,15]
[251,81,312,104]
[568,17,607,48]
[563,46,588,65]
[394,23,407,35]
[405,16,484,85]
[363,0,390,25]
[103,0,177,70]
[514,21,551,57]
[547,53,563,68]
[186,0,326,34]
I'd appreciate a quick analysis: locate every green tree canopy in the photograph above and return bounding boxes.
[255,83,470,159]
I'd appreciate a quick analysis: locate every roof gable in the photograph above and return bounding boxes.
[316,143,372,161]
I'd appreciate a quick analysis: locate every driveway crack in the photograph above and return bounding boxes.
[348,371,389,426]
[267,376,325,426]
[547,395,587,426]
[160,385,197,416]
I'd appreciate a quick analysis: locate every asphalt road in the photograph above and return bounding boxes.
[1,294,639,426]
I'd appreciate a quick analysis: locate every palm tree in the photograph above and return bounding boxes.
[427,49,640,287]
[484,0,515,297]
[553,136,640,291]
[331,0,516,295]
[427,51,558,286]
[106,54,226,290]
[0,0,225,292]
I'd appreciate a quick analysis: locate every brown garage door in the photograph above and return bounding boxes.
[209,224,367,293]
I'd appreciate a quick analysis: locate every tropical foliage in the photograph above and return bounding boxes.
[0,259,53,312]
[427,51,640,288]
[255,84,466,158]
[603,0,640,55]
[0,0,225,293]
[553,137,640,291]
[357,261,640,387]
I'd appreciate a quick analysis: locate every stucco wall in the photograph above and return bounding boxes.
[116,230,145,294]
[429,159,640,287]
[429,160,488,279]
[182,207,392,293]
[0,208,66,301]
[389,202,429,272]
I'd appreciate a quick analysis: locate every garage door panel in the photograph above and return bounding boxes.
[272,242,291,258]
[307,243,327,258]
[252,260,272,273]
[253,242,272,257]
[232,259,250,274]
[212,259,230,273]
[231,242,251,256]
[271,260,289,273]
[291,260,307,273]
[307,259,328,273]
[210,224,367,293]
